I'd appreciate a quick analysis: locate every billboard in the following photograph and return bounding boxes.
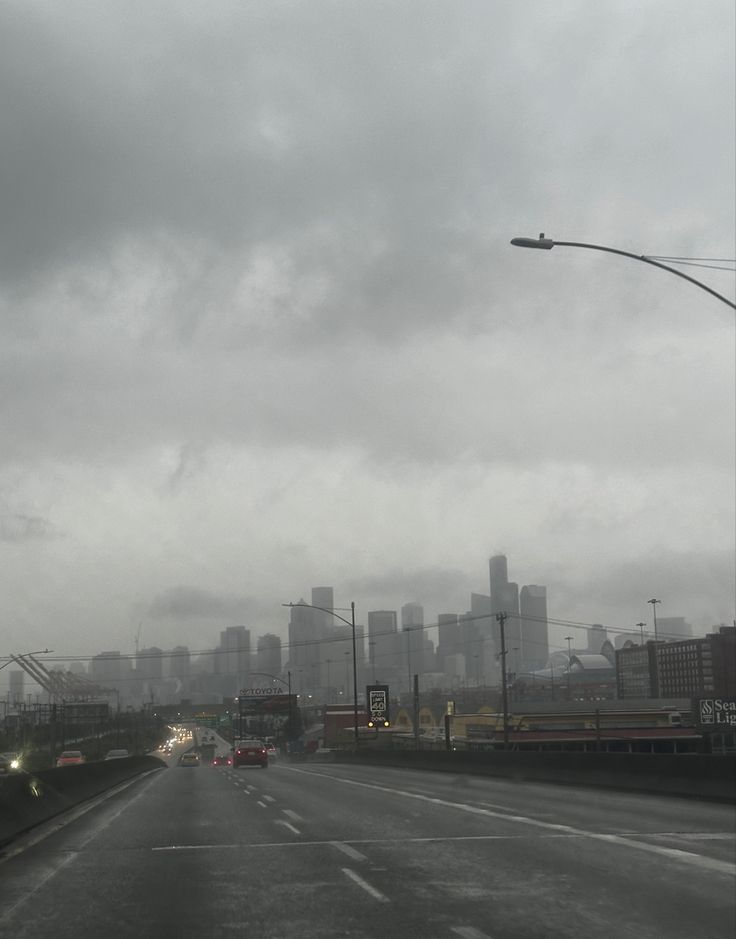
[63,703,109,724]
[238,692,294,717]
[694,697,736,730]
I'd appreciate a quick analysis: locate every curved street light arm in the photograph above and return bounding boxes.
[510,235,735,309]
[283,602,354,629]
[247,671,290,688]
[0,649,53,672]
[283,600,359,746]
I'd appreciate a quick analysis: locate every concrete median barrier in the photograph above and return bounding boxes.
[0,755,166,847]
[338,749,736,802]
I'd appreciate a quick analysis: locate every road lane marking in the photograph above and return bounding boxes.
[257,800,268,808]
[451,928,493,938]
[282,809,303,822]
[286,767,736,877]
[275,820,301,835]
[342,867,390,902]
[263,795,276,803]
[330,841,367,861]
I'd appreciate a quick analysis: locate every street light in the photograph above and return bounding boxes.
[564,636,574,699]
[0,649,53,672]
[283,601,359,746]
[647,598,661,642]
[510,234,735,309]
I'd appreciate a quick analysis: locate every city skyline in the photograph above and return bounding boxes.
[5,550,722,706]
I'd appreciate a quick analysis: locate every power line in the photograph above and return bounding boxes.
[643,256,736,273]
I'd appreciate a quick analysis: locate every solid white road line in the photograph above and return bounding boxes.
[342,867,390,903]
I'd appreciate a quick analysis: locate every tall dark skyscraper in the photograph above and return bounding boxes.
[256,633,282,677]
[519,585,549,671]
[368,610,398,667]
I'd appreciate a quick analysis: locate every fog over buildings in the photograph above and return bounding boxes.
[0,2,734,695]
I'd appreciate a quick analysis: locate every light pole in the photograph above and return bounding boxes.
[647,598,662,698]
[284,601,359,746]
[405,627,413,696]
[495,612,510,749]
[510,234,735,309]
[636,622,647,644]
[647,599,661,642]
[564,636,574,699]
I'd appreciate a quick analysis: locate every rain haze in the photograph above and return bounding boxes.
[1,0,734,671]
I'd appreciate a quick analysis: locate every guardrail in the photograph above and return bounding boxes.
[0,755,166,847]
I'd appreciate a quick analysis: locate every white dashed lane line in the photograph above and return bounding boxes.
[275,820,301,835]
[342,867,390,903]
[330,841,367,862]
[451,927,494,938]
[282,809,303,823]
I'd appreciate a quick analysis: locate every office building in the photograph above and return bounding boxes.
[489,555,521,671]
[519,585,549,672]
[256,634,282,678]
[616,626,735,698]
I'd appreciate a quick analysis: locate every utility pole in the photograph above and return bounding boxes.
[413,673,420,750]
[496,612,510,749]
[565,636,574,700]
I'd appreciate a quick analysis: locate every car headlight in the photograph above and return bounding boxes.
[10,758,20,770]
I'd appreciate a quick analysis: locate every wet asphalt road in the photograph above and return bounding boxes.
[0,753,734,939]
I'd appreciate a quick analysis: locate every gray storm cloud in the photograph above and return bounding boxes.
[0,1,733,658]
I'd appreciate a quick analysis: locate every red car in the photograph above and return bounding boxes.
[233,740,268,768]
[56,750,85,767]
[211,754,233,766]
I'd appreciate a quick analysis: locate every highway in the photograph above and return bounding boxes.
[0,750,734,938]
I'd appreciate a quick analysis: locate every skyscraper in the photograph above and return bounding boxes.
[519,585,549,671]
[368,611,399,668]
[217,627,251,693]
[256,633,282,677]
[401,603,425,688]
[489,555,521,671]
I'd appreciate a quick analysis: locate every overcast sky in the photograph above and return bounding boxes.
[1,0,734,678]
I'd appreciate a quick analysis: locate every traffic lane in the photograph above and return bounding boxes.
[250,763,736,939]
[2,760,734,939]
[205,761,736,938]
[275,761,736,866]
[0,765,457,939]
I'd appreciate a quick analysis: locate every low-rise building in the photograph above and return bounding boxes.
[616,626,735,699]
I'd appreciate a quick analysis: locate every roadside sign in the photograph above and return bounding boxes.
[694,697,736,730]
[366,684,390,727]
